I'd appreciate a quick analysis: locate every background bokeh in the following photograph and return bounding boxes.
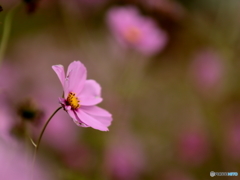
[0,0,240,179]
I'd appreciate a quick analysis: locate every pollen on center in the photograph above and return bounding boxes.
[67,92,80,109]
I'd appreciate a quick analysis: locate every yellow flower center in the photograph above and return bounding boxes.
[67,92,80,109]
[124,26,142,44]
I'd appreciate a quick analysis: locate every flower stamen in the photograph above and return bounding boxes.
[67,92,80,109]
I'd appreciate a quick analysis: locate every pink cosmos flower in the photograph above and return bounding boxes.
[52,61,112,131]
[107,6,168,56]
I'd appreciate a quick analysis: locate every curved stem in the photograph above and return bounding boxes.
[0,4,19,64]
[31,107,62,178]
[35,106,62,152]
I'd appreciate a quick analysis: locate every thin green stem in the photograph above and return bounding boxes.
[31,107,62,178]
[0,4,19,64]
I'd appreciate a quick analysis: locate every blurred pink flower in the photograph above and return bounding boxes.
[0,142,51,180]
[52,61,112,131]
[0,94,16,143]
[176,129,211,166]
[107,6,168,56]
[189,49,224,96]
[104,136,145,180]
[0,63,24,143]
[62,144,93,172]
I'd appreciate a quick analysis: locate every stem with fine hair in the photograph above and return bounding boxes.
[31,107,62,176]
[34,106,62,152]
[0,4,19,64]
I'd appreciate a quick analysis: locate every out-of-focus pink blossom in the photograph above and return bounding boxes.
[0,142,51,180]
[62,144,93,172]
[0,62,22,143]
[189,49,225,96]
[106,6,168,56]
[104,135,145,180]
[52,61,112,131]
[176,129,211,166]
[0,93,15,143]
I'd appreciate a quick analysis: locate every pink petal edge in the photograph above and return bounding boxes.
[78,79,101,97]
[52,65,65,87]
[76,110,109,131]
[80,96,103,106]
[81,106,112,127]
[66,61,87,94]
[67,109,89,127]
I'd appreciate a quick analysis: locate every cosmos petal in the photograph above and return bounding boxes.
[81,106,112,117]
[76,110,109,131]
[92,116,112,127]
[58,97,65,105]
[63,78,70,99]
[80,96,103,106]
[66,61,87,94]
[81,106,112,127]
[78,79,101,97]
[83,110,112,127]
[67,109,89,127]
[52,65,65,87]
